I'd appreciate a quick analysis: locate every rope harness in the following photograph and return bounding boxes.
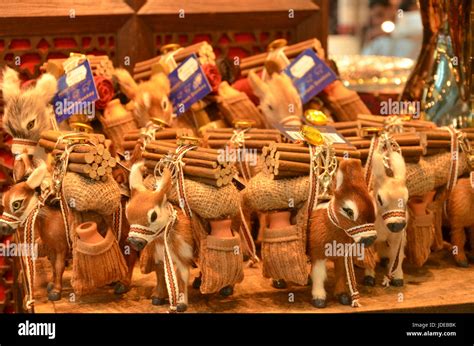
[326,199,376,307]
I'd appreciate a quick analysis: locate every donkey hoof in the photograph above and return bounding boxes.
[380,257,389,268]
[192,276,202,289]
[455,259,469,268]
[48,290,61,301]
[466,253,474,263]
[337,293,351,306]
[391,278,404,287]
[152,297,167,306]
[46,282,54,293]
[311,298,326,308]
[176,303,188,313]
[219,285,234,297]
[272,279,287,289]
[363,276,375,287]
[114,282,129,295]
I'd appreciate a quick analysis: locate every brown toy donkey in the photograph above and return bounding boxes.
[308,159,376,308]
[126,162,194,312]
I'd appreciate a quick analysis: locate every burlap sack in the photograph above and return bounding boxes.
[261,225,308,286]
[143,175,239,219]
[242,173,309,212]
[405,209,435,267]
[427,195,445,252]
[199,234,244,294]
[71,230,128,295]
[62,172,121,216]
[406,152,468,197]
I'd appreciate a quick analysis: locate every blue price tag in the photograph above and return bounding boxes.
[52,60,98,123]
[284,49,337,104]
[168,54,212,115]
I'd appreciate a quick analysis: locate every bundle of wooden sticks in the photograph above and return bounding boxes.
[40,55,115,78]
[39,131,116,181]
[143,141,236,187]
[133,42,215,81]
[261,142,360,179]
[122,128,194,152]
[345,132,426,163]
[203,128,283,151]
[356,114,437,131]
[239,38,324,76]
[418,128,474,154]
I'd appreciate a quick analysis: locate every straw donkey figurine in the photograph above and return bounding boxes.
[364,147,409,287]
[309,159,377,308]
[126,162,194,312]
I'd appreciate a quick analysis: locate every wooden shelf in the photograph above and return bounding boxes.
[138,0,320,35]
[0,0,134,35]
[34,249,474,313]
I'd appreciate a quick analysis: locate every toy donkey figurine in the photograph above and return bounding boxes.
[309,159,377,308]
[364,141,409,287]
[248,70,303,127]
[126,162,194,312]
[1,67,57,160]
[0,161,69,302]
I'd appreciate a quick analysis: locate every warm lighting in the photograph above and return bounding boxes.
[381,21,395,33]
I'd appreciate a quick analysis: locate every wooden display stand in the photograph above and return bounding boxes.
[0,0,328,79]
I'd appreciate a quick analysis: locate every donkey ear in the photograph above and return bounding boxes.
[155,167,172,195]
[248,70,269,99]
[150,72,170,95]
[389,151,406,181]
[113,68,138,99]
[26,160,47,190]
[371,151,387,181]
[129,161,146,193]
[34,73,57,104]
[1,67,21,103]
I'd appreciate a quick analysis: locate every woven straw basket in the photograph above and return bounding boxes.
[98,112,138,151]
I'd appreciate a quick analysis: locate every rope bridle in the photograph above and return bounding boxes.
[326,199,376,307]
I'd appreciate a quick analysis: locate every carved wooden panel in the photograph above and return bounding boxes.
[0,34,117,80]
[154,30,294,60]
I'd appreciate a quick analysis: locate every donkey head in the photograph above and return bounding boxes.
[114,69,172,127]
[331,159,377,245]
[372,151,408,233]
[1,68,57,142]
[248,71,302,127]
[0,161,47,235]
[125,162,173,251]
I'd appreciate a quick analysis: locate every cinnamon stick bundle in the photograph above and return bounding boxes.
[122,128,193,152]
[262,142,360,179]
[143,141,236,187]
[40,131,114,181]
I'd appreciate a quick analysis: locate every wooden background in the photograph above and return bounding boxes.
[0,0,328,80]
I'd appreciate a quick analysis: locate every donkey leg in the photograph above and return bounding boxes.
[151,262,168,306]
[386,232,406,286]
[48,250,66,301]
[176,262,190,313]
[334,257,351,306]
[47,253,57,294]
[450,225,468,267]
[310,259,327,308]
